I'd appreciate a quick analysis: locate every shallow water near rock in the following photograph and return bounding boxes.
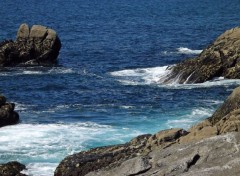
[1,0,240,175]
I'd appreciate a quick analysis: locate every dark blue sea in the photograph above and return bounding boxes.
[1,0,240,175]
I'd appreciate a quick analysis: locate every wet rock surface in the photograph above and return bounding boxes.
[0,161,27,176]
[164,27,240,84]
[0,95,19,127]
[0,23,61,67]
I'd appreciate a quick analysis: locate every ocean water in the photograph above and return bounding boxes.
[0,0,240,175]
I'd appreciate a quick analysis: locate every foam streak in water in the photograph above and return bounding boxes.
[0,67,75,76]
[162,47,203,55]
[177,47,202,54]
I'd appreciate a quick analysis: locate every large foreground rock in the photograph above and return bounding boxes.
[0,95,19,127]
[164,27,240,83]
[55,86,240,176]
[0,23,61,67]
[87,132,240,176]
[0,161,27,176]
[54,129,188,176]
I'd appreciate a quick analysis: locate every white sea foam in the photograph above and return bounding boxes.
[0,122,141,176]
[0,67,75,76]
[21,163,58,176]
[14,103,37,111]
[177,47,203,54]
[166,107,214,129]
[110,66,240,89]
[110,66,172,85]
[22,70,44,75]
[162,47,203,55]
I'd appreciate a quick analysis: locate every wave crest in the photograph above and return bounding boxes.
[110,66,240,89]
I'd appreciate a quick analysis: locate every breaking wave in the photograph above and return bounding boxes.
[110,66,240,89]
[177,47,203,54]
[110,66,172,85]
[166,107,214,129]
[0,122,141,176]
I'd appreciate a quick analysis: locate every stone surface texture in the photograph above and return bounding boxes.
[0,161,27,176]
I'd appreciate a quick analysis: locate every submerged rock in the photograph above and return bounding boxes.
[0,23,61,67]
[164,27,240,83]
[0,95,19,127]
[0,161,27,176]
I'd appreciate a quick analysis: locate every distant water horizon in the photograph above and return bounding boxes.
[1,0,240,175]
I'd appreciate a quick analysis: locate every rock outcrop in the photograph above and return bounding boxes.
[0,23,61,67]
[54,134,152,176]
[164,27,240,83]
[87,132,240,176]
[54,86,240,176]
[0,161,27,176]
[0,95,19,127]
[54,129,188,176]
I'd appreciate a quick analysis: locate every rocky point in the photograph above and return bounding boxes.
[0,23,61,67]
[164,27,240,83]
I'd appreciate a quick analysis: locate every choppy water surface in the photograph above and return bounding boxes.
[1,0,240,175]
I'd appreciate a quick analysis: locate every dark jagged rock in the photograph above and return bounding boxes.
[164,27,240,84]
[0,95,19,127]
[0,23,61,67]
[0,161,27,176]
[55,86,240,176]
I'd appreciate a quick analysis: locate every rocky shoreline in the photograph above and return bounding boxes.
[1,26,240,175]
[54,27,240,176]
[54,86,240,176]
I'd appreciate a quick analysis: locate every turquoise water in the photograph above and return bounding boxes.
[0,0,240,175]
